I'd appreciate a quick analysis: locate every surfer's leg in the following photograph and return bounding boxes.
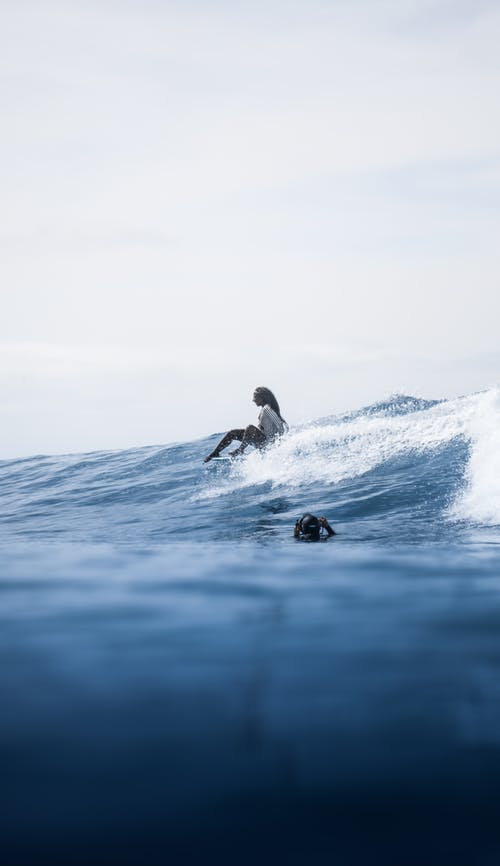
[244,425,267,447]
[229,425,266,457]
[204,429,245,462]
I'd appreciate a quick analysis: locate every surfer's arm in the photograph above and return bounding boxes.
[294,521,301,538]
[319,517,336,536]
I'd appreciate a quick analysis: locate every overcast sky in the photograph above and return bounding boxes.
[2,0,500,457]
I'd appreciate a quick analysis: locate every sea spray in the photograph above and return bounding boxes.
[448,387,500,525]
[201,389,488,500]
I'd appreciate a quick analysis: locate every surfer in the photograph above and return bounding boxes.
[203,386,288,462]
[294,514,336,541]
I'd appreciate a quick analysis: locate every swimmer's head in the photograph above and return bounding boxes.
[296,513,321,541]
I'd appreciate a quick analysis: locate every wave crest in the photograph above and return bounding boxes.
[203,388,500,529]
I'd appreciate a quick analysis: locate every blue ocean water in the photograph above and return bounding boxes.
[3,389,500,865]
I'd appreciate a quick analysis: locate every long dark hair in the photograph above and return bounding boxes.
[254,386,286,422]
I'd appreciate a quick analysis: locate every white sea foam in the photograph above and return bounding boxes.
[199,388,500,526]
[447,388,500,526]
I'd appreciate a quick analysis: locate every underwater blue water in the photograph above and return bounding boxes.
[3,390,500,865]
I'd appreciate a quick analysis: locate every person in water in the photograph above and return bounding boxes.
[294,513,336,541]
[203,386,288,462]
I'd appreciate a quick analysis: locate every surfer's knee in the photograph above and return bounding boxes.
[243,425,266,447]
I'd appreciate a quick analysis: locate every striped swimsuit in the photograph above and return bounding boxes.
[258,404,288,442]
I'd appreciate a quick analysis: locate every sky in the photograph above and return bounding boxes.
[2,0,500,458]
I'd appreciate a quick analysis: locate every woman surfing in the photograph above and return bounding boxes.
[203,387,288,462]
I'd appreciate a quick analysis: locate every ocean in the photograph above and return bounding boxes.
[2,388,500,865]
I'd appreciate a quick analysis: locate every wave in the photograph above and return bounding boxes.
[1,388,500,544]
[202,388,500,522]
[447,388,500,525]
